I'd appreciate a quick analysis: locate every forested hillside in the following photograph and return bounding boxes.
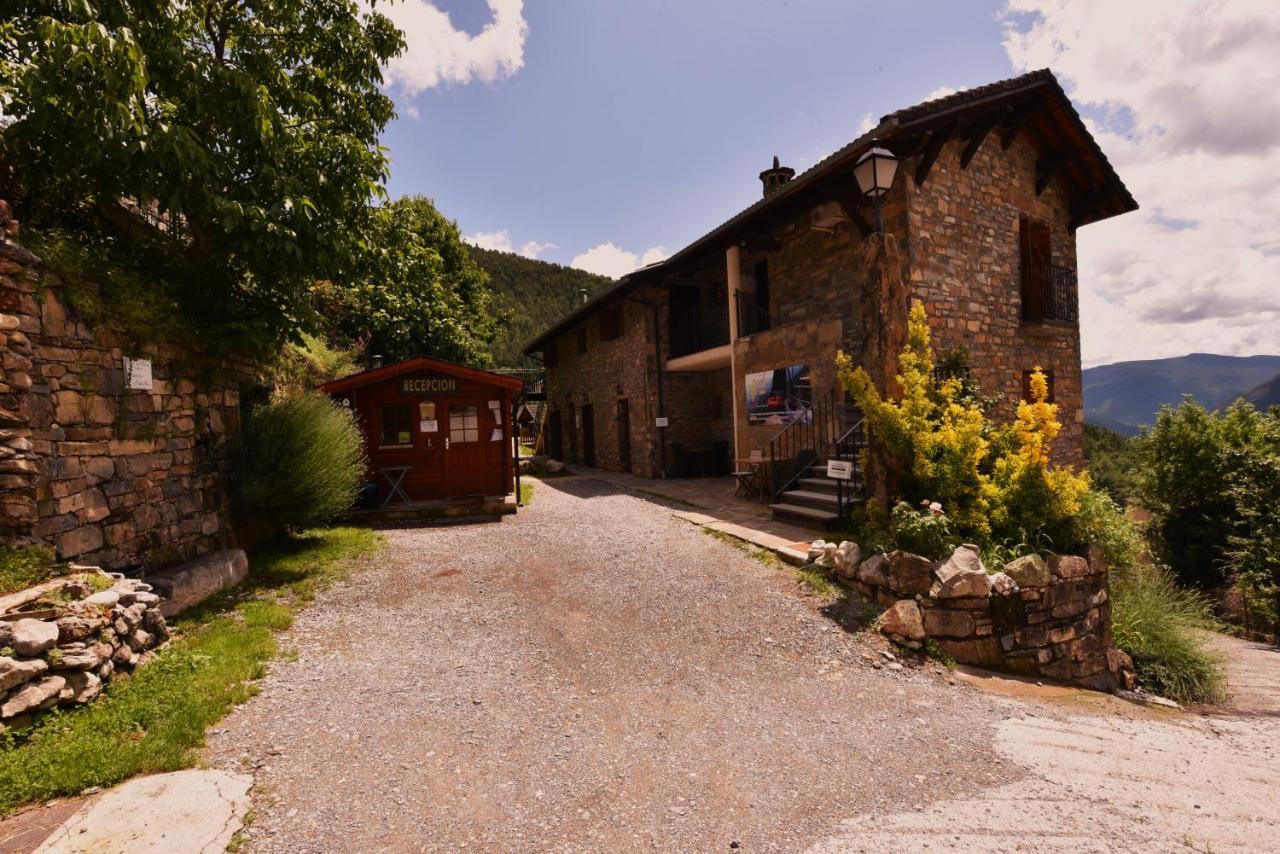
[469,246,614,367]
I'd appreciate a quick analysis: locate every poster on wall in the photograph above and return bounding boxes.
[745,364,813,425]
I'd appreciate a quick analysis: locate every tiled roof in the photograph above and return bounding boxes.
[523,69,1135,354]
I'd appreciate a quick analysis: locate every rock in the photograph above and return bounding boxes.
[833,542,862,581]
[887,551,934,596]
[97,659,115,681]
[1003,554,1050,588]
[11,618,60,657]
[56,614,105,644]
[86,590,120,607]
[814,542,838,568]
[128,628,153,652]
[112,644,139,668]
[131,591,161,607]
[51,642,105,671]
[807,540,828,562]
[61,579,94,600]
[0,655,48,692]
[1,674,66,718]
[922,608,975,638]
[1087,543,1109,575]
[59,670,101,704]
[934,545,992,599]
[0,622,11,647]
[1049,554,1092,580]
[988,571,1019,596]
[857,553,891,588]
[148,549,248,618]
[142,607,170,642]
[879,599,925,641]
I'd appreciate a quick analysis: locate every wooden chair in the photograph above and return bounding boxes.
[733,450,765,499]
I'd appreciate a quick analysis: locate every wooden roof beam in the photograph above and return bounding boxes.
[959,112,1002,169]
[1000,102,1038,149]
[1035,152,1067,196]
[914,124,956,187]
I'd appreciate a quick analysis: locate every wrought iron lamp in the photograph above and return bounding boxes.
[853,143,899,233]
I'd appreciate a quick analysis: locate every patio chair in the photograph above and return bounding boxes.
[733,449,765,498]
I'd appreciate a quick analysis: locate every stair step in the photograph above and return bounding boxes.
[797,477,840,493]
[780,489,841,510]
[769,503,839,525]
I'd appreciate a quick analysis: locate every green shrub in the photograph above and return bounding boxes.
[0,545,58,596]
[1083,423,1139,504]
[233,394,366,532]
[1071,489,1143,568]
[1111,562,1226,704]
[889,500,954,558]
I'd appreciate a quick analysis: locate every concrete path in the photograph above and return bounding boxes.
[1207,632,1280,717]
[33,769,251,854]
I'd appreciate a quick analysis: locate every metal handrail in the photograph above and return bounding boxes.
[768,389,840,500]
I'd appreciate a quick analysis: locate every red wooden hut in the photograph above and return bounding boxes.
[320,357,523,508]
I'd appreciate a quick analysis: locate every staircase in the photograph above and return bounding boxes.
[767,395,867,528]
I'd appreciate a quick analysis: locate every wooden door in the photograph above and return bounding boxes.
[581,404,595,467]
[1019,215,1052,321]
[446,402,487,496]
[616,399,631,472]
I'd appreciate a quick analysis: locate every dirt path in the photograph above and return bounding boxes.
[1207,632,1280,717]
[206,476,1280,852]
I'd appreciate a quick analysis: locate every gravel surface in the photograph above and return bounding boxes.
[206,476,1017,852]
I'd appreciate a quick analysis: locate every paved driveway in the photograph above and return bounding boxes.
[207,475,1280,853]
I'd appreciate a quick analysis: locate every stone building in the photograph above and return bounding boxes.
[524,70,1136,524]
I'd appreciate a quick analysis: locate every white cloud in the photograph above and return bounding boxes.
[1001,0,1280,366]
[857,112,876,135]
[924,85,959,101]
[465,229,556,259]
[570,242,670,278]
[381,0,528,97]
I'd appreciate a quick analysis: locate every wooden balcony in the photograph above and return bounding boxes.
[1021,263,1079,325]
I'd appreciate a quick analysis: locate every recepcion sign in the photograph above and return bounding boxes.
[400,374,458,395]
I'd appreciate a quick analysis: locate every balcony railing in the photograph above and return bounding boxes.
[668,306,729,358]
[1021,264,1079,324]
[735,292,775,338]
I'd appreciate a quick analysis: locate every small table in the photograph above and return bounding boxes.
[379,466,413,507]
[733,458,765,500]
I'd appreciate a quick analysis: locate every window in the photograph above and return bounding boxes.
[576,328,588,354]
[599,307,622,341]
[449,405,480,443]
[379,404,412,446]
[1022,369,1056,403]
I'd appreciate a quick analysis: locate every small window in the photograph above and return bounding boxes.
[576,327,588,354]
[379,404,413,446]
[1022,369,1056,403]
[599,307,622,341]
[449,405,480,443]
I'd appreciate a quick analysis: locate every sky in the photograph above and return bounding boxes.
[375,0,1280,367]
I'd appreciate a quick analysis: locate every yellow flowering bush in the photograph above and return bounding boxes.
[837,300,1091,550]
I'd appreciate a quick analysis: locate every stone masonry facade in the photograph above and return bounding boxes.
[1,212,258,571]
[538,127,1083,477]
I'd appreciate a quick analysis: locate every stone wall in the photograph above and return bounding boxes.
[1,215,259,570]
[0,569,170,730]
[904,134,1085,464]
[815,540,1131,691]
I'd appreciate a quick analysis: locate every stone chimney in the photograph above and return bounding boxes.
[758,155,795,198]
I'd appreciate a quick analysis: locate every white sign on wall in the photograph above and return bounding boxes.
[123,357,153,391]
[827,459,853,480]
[655,416,669,428]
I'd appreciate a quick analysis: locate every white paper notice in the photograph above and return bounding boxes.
[421,420,438,432]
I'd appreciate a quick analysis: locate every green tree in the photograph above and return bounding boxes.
[322,195,502,366]
[1135,399,1278,590]
[1083,423,1139,504]
[1,0,404,352]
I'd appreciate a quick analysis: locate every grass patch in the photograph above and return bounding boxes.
[701,527,840,599]
[636,489,703,509]
[519,481,534,506]
[0,545,59,596]
[0,526,381,816]
[1111,562,1227,705]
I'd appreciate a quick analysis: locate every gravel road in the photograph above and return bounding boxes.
[206,476,1017,852]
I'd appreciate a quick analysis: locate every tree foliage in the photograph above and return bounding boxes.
[466,245,614,367]
[1083,423,1139,504]
[1,0,404,352]
[319,195,502,366]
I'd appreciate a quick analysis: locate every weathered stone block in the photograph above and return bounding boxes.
[1004,554,1049,588]
[148,549,248,617]
[922,607,975,638]
[933,545,991,599]
[0,655,48,692]
[1048,554,1091,580]
[887,551,934,596]
[856,553,890,588]
[11,618,59,657]
[1,674,66,718]
[879,599,925,641]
